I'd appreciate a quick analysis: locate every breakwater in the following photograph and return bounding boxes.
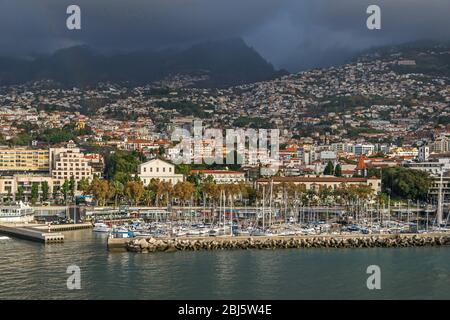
[121,233,450,253]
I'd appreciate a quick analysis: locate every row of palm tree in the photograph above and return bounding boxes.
[81,174,377,210]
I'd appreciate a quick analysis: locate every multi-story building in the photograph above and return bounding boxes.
[418,146,430,162]
[404,158,450,177]
[138,158,184,186]
[50,143,95,183]
[430,135,450,153]
[0,147,49,172]
[353,144,375,156]
[190,170,246,184]
[0,174,55,202]
[258,176,382,194]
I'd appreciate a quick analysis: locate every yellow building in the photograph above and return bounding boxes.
[0,147,49,172]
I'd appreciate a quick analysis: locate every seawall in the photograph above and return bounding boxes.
[107,233,450,253]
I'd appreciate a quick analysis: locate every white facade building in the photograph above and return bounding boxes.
[190,170,246,184]
[138,159,184,186]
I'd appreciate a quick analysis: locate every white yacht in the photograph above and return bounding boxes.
[93,222,111,233]
[0,202,34,223]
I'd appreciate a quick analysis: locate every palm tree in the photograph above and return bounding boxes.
[89,177,110,206]
[110,180,124,207]
[143,189,155,206]
[124,181,145,205]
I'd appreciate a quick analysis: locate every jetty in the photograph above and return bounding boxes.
[108,233,450,253]
[0,223,92,244]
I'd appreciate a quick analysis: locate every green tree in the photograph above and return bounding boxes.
[53,186,61,203]
[69,176,76,201]
[323,161,335,175]
[335,164,342,177]
[89,177,110,206]
[78,178,90,194]
[16,186,25,202]
[61,179,70,204]
[41,181,49,202]
[124,181,145,205]
[31,182,39,205]
[382,167,432,201]
[110,180,124,207]
[105,150,143,182]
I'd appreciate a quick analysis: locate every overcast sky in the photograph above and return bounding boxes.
[1,0,449,71]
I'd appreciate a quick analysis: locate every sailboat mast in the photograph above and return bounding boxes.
[262,185,265,231]
[269,179,273,227]
[437,169,444,226]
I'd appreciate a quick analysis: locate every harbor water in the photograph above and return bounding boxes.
[0,229,450,299]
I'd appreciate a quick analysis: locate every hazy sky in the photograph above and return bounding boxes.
[1,0,449,71]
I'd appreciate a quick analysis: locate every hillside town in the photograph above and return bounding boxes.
[0,46,448,216]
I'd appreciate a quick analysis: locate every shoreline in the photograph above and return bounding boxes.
[108,233,450,253]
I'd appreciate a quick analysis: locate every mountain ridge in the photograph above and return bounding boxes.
[0,38,287,88]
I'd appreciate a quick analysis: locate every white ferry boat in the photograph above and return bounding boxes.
[0,202,34,223]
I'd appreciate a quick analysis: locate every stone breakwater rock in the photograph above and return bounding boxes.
[125,235,450,253]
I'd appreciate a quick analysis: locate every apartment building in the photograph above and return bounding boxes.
[0,147,49,172]
[0,174,55,202]
[50,146,94,183]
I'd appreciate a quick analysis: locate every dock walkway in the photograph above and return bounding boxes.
[0,223,92,244]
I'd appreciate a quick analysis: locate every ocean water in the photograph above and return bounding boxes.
[0,230,449,300]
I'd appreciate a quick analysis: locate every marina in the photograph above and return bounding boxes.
[1,228,450,300]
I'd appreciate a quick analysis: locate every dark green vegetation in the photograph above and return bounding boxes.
[0,122,94,146]
[382,167,432,201]
[105,150,145,183]
[233,116,274,129]
[157,101,212,118]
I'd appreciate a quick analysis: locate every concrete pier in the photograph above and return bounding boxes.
[0,224,64,244]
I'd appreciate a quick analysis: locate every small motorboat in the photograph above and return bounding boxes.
[112,227,134,238]
[93,223,111,233]
[0,236,10,240]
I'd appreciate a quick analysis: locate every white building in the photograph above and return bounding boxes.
[418,146,430,162]
[50,143,94,183]
[138,159,184,186]
[354,144,375,156]
[190,170,246,184]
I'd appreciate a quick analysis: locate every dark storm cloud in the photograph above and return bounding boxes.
[0,0,449,70]
[245,0,450,70]
[0,0,283,54]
